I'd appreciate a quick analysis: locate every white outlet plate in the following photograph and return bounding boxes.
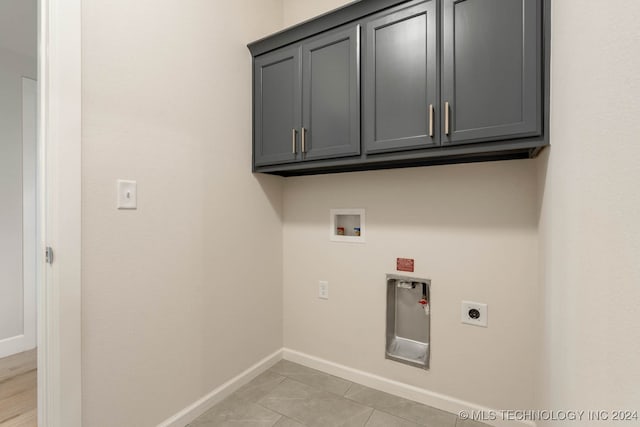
[318,281,329,300]
[461,301,488,327]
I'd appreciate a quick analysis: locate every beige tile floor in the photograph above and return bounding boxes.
[188,360,489,427]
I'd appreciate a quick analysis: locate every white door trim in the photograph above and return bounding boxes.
[38,0,82,426]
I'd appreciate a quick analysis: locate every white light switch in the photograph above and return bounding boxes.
[117,180,137,209]
[319,281,329,300]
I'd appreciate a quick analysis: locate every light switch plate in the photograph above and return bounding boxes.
[117,180,137,209]
[318,281,329,300]
[461,301,488,327]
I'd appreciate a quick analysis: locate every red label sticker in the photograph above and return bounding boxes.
[396,258,414,272]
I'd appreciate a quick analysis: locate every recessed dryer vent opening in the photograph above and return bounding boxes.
[386,274,431,369]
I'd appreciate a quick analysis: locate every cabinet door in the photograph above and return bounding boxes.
[442,0,541,145]
[254,45,302,166]
[363,1,439,155]
[302,26,360,161]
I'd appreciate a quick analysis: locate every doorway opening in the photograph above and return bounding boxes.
[0,1,38,424]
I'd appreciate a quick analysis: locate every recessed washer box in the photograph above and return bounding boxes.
[386,274,430,370]
[330,209,365,243]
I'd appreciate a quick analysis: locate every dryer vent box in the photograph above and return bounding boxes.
[386,274,431,369]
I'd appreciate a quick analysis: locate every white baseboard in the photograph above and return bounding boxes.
[282,348,535,427]
[0,334,36,359]
[157,349,283,427]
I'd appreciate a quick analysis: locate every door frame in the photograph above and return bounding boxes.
[37,0,82,426]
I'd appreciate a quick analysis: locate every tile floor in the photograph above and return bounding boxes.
[188,360,489,427]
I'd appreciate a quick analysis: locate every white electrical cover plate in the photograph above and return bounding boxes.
[318,281,329,300]
[461,301,488,327]
[117,180,137,209]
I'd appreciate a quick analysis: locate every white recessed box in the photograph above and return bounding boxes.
[330,208,365,243]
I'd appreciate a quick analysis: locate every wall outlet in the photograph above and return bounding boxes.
[318,281,329,300]
[461,301,488,327]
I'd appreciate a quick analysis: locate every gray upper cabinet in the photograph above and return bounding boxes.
[363,1,438,154]
[254,45,301,167]
[254,26,360,167]
[442,0,541,145]
[302,26,361,160]
[248,0,548,176]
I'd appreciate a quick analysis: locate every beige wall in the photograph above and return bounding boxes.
[81,1,284,425]
[538,0,640,423]
[283,0,354,27]
[283,163,540,410]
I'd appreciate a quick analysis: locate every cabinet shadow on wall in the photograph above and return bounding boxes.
[254,173,285,221]
[279,159,540,231]
[535,147,550,227]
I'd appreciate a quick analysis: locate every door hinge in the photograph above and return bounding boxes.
[45,246,54,264]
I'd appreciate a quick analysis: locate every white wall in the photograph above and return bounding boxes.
[0,0,37,343]
[538,0,640,423]
[81,1,284,425]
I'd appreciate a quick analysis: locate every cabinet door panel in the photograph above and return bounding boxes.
[254,45,301,166]
[302,26,360,161]
[363,1,439,154]
[442,0,541,144]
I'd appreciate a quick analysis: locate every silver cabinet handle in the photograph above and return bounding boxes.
[429,104,434,138]
[301,127,306,153]
[445,101,450,136]
[292,128,297,154]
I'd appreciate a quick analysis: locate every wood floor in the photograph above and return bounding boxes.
[0,349,37,427]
